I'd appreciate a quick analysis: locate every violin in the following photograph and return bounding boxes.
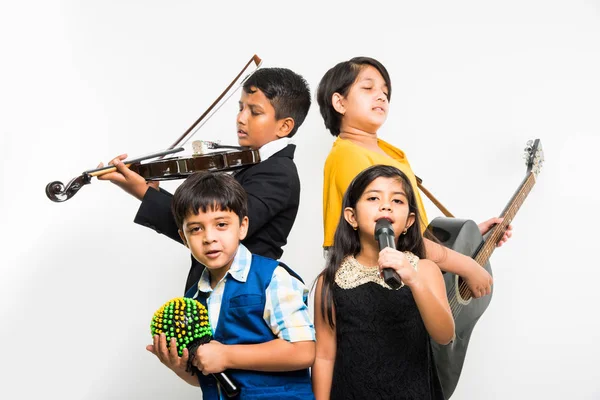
[129,143,260,182]
[46,55,262,203]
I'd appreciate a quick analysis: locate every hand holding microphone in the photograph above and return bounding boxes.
[374,218,403,289]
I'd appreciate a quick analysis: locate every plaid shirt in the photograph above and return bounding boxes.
[195,244,315,342]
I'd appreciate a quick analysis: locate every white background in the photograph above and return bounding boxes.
[1,1,599,399]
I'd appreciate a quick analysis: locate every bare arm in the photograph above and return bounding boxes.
[312,276,336,400]
[424,238,492,298]
[193,339,314,373]
[226,340,314,371]
[378,249,455,345]
[409,259,455,345]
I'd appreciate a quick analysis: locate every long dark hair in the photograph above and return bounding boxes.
[317,165,428,328]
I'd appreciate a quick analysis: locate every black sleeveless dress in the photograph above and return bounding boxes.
[330,255,444,400]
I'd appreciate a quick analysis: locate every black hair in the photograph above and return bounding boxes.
[243,67,311,138]
[316,56,392,136]
[171,171,248,229]
[317,165,428,328]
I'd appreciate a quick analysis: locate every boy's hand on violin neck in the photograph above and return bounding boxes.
[97,154,159,200]
[462,262,493,298]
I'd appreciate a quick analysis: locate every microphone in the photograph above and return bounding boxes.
[374,218,403,289]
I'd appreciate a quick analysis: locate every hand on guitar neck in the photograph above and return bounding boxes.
[430,138,542,400]
[425,216,513,299]
[478,217,513,247]
[459,217,514,298]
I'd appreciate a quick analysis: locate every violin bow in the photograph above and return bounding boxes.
[46,54,263,203]
[166,54,263,151]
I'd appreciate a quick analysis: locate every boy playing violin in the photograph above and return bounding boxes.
[98,67,311,292]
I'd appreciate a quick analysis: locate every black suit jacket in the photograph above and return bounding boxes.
[134,144,301,292]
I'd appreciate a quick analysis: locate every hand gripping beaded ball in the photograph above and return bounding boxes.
[150,297,240,397]
[150,297,213,357]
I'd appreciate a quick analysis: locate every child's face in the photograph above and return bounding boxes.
[338,65,389,133]
[178,208,249,278]
[345,176,415,242]
[237,87,289,149]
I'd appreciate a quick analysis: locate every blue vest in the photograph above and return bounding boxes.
[185,254,314,400]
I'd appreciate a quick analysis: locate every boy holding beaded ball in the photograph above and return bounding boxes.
[146,171,315,400]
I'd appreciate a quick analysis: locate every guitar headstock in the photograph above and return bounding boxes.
[524,139,544,178]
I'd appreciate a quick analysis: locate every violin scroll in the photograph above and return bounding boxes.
[45,174,92,202]
[45,147,185,203]
[45,147,259,202]
[45,54,263,204]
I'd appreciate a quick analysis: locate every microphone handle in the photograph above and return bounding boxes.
[382,268,402,289]
[377,233,403,289]
[213,372,240,398]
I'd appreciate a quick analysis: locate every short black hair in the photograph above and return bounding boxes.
[317,56,392,136]
[171,171,248,229]
[243,67,311,138]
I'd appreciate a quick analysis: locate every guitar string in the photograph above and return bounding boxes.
[450,164,539,313]
[448,175,535,315]
[447,178,529,316]
[445,173,536,317]
[455,174,535,296]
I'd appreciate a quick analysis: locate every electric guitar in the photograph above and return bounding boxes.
[428,139,544,399]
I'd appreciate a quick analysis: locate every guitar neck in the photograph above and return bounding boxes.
[474,172,537,266]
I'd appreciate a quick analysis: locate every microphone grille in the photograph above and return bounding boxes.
[374,218,394,238]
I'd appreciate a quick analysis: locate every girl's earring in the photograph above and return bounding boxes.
[353,225,358,231]
[402,229,407,235]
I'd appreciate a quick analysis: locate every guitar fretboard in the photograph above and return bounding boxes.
[475,172,537,266]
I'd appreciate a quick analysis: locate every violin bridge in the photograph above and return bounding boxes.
[192,140,222,155]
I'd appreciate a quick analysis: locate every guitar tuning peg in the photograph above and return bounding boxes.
[526,139,533,146]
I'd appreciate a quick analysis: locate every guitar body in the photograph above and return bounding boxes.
[421,139,544,399]
[428,217,493,399]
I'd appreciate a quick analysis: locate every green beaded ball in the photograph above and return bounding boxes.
[150,297,213,356]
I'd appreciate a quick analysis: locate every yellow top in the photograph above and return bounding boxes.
[322,137,428,247]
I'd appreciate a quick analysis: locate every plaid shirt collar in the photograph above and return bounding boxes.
[197,243,252,293]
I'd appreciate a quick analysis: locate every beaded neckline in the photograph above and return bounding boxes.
[335,252,419,290]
